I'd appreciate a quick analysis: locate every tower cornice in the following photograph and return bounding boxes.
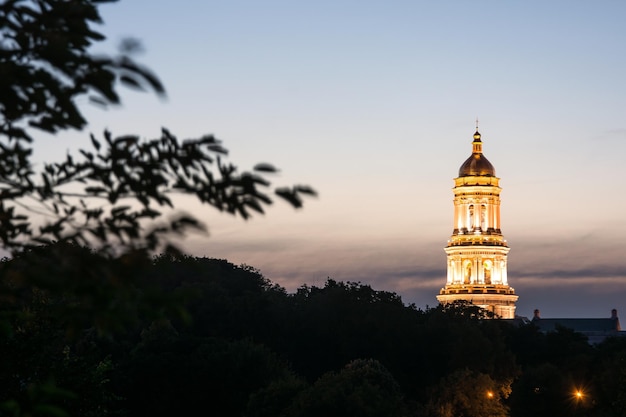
[454,176,500,187]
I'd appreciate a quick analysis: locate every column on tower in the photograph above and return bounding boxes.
[495,200,501,230]
[501,259,508,285]
[492,255,501,284]
[487,199,494,231]
[472,258,479,284]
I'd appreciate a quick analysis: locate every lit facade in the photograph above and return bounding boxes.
[436,129,518,318]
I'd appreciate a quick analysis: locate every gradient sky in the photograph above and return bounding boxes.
[35,1,626,318]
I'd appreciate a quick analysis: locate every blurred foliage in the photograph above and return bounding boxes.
[0,0,164,140]
[0,0,316,254]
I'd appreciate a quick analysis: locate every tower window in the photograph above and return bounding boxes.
[483,260,492,284]
[464,260,472,284]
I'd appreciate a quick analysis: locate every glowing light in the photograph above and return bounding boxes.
[575,390,583,400]
[487,391,494,399]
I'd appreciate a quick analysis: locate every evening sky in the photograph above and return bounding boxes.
[35,1,626,318]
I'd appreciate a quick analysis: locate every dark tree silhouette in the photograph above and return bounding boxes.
[0,1,313,415]
[283,359,406,417]
[0,0,315,254]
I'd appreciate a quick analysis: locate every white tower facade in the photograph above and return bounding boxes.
[436,129,518,318]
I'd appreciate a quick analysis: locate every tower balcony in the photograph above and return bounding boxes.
[447,234,507,247]
[438,284,516,296]
[453,227,501,235]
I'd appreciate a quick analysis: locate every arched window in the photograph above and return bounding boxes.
[464,260,472,284]
[483,260,492,284]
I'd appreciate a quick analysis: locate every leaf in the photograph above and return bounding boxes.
[118,37,144,54]
[139,208,161,218]
[295,185,318,196]
[275,188,303,208]
[89,95,109,107]
[120,74,143,90]
[244,198,265,214]
[111,206,131,216]
[79,149,94,161]
[207,144,228,154]
[85,186,107,194]
[117,57,166,96]
[90,134,101,150]
[253,163,278,173]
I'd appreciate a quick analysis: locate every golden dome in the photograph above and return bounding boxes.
[458,130,496,177]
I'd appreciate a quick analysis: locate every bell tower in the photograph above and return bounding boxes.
[436,128,518,318]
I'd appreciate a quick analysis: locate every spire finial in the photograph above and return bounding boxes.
[472,119,482,153]
[473,118,481,141]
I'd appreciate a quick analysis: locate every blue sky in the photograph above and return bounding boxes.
[37,1,626,318]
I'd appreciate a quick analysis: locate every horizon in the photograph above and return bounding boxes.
[32,1,626,319]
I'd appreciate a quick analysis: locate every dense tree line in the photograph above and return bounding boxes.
[2,249,625,417]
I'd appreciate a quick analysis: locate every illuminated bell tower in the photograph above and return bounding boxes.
[436,129,518,318]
